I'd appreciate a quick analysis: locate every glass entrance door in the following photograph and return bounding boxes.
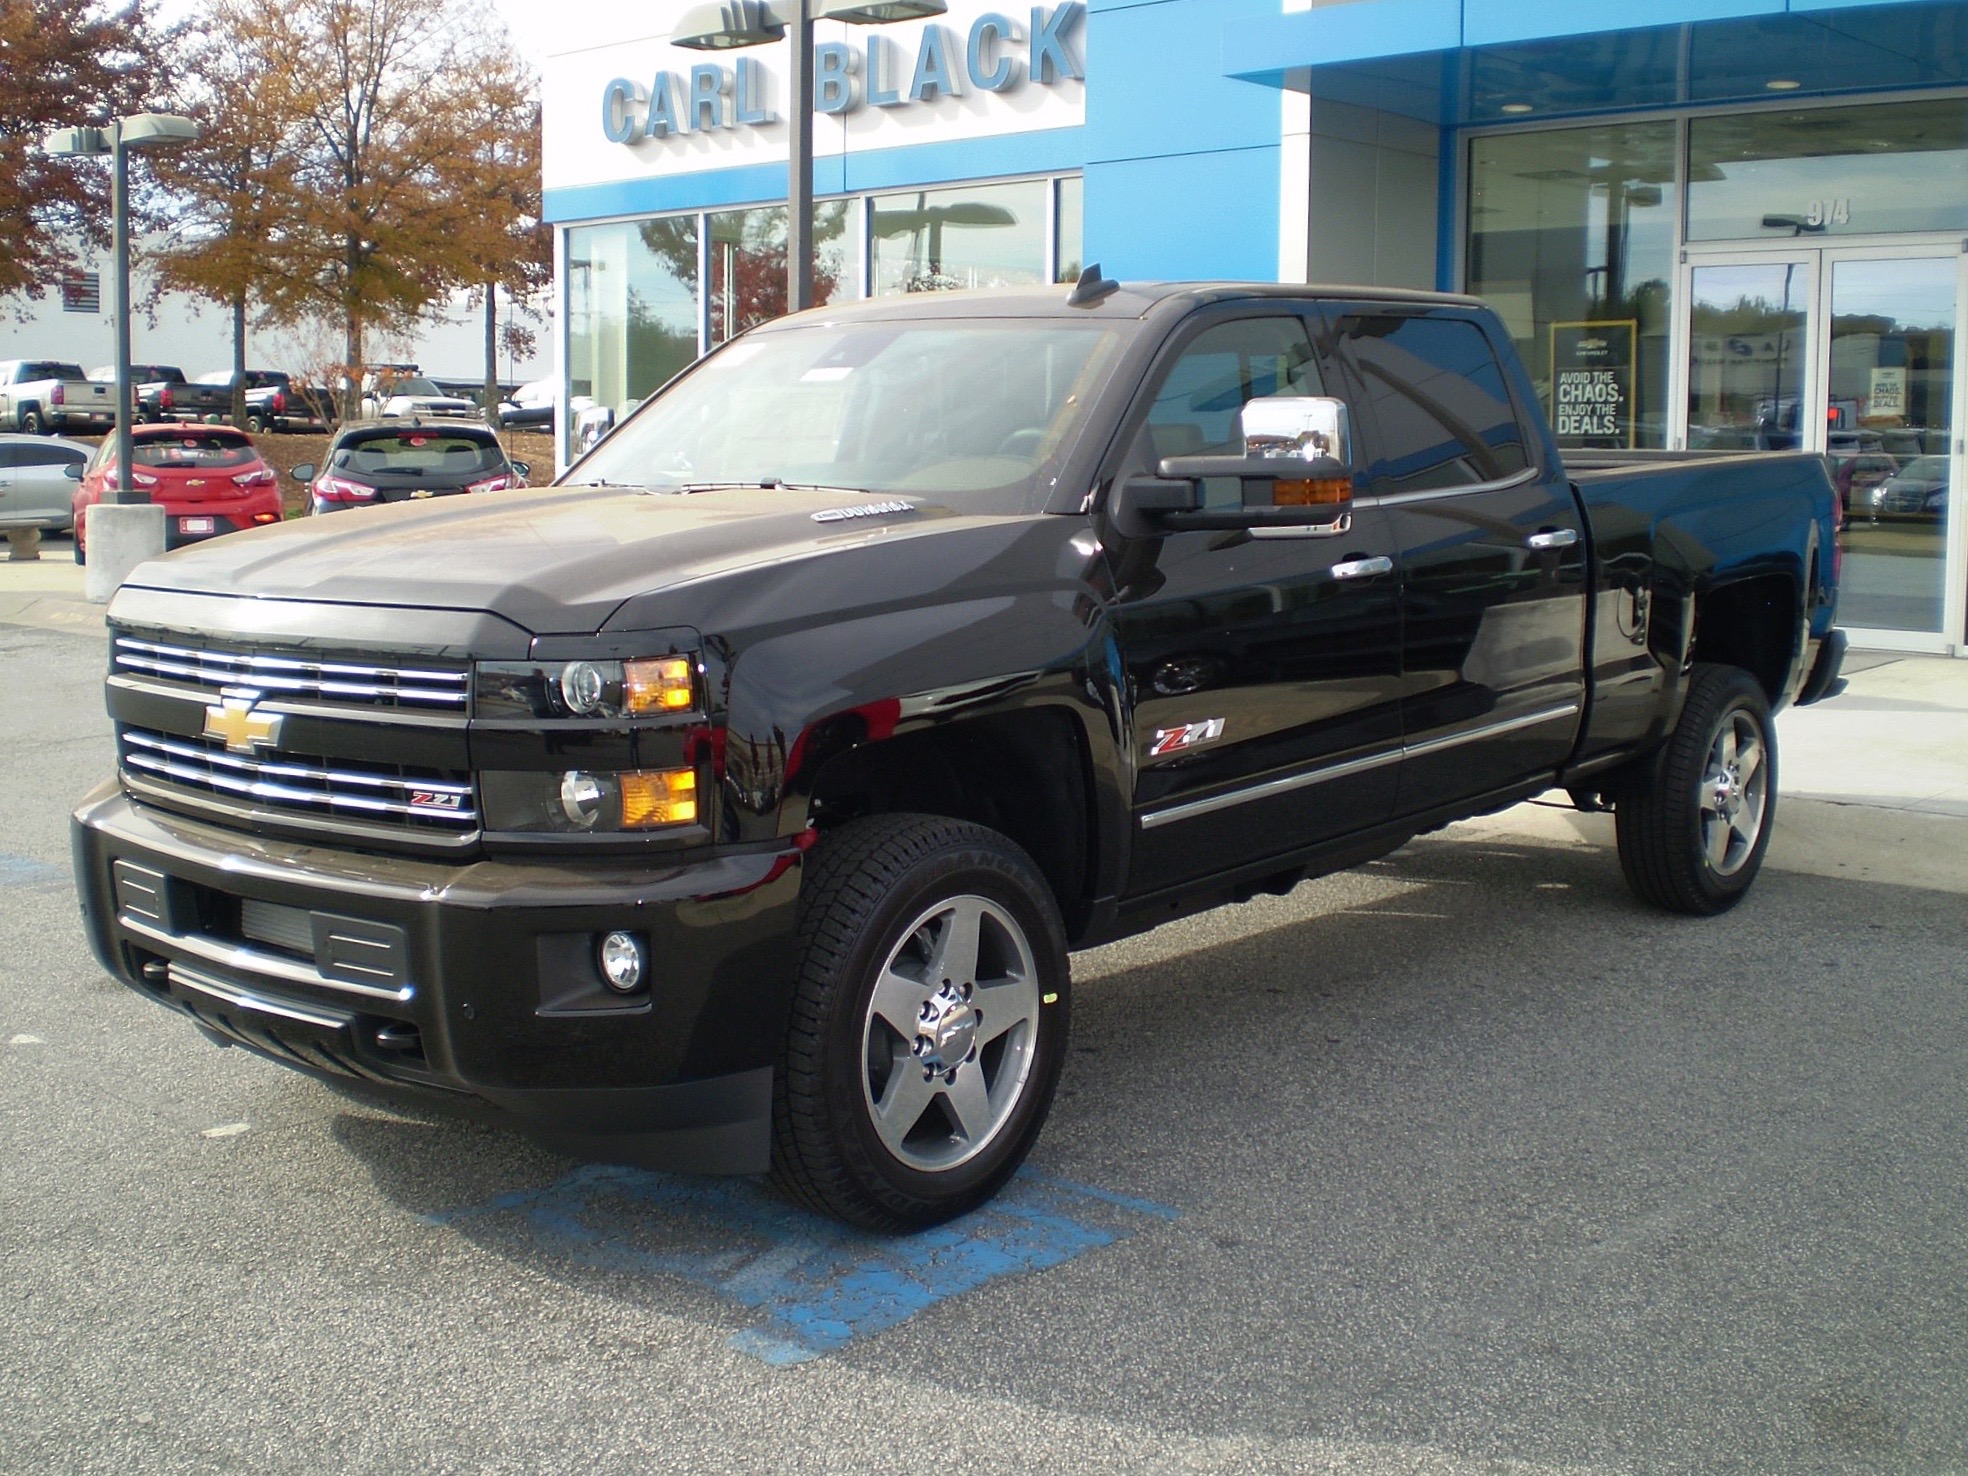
[1826,254,1956,637]
[1677,245,1964,645]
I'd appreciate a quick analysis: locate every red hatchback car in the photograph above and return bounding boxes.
[74,423,282,562]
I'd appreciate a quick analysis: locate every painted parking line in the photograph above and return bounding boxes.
[425,1165,1180,1366]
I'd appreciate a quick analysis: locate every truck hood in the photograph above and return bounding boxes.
[119,484,1001,635]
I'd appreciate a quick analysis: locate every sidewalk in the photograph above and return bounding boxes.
[0,545,103,638]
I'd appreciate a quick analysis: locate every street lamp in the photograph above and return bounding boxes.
[673,0,946,313]
[44,113,200,517]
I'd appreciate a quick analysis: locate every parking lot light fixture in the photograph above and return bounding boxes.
[672,0,946,313]
[42,112,200,508]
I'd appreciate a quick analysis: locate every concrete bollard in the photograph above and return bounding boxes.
[84,502,168,604]
[6,526,41,561]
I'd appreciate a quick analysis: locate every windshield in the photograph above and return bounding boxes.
[570,320,1125,514]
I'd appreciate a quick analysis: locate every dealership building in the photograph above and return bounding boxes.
[541,0,1968,651]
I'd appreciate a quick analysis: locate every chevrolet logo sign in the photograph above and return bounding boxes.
[203,698,283,756]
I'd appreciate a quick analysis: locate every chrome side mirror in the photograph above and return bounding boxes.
[1238,396,1351,468]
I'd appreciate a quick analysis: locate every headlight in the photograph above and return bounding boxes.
[482,767,699,833]
[476,656,698,718]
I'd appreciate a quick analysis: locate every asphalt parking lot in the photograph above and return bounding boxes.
[3,611,1965,1475]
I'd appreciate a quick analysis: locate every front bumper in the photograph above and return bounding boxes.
[72,784,801,1173]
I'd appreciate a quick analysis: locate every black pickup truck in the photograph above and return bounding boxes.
[73,280,1844,1231]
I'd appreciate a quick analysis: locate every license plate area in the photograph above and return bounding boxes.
[179,516,215,534]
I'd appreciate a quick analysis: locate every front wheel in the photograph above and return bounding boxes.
[772,814,1071,1232]
[1616,663,1776,915]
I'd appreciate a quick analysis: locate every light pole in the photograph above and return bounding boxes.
[672,0,946,314]
[44,113,201,506]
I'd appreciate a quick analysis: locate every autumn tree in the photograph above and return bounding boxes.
[453,98,551,417]
[210,0,541,416]
[0,0,167,301]
[145,0,306,424]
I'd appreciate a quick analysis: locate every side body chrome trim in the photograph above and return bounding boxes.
[1139,700,1582,832]
[118,912,416,1004]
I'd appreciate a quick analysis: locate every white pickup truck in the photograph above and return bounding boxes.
[0,360,115,435]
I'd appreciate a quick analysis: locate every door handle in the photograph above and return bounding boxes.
[1330,555,1393,580]
[1526,527,1579,550]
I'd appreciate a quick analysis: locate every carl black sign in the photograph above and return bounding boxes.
[1550,320,1637,449]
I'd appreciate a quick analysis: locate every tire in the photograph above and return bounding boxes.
[245,413,267,435]
[1616,663,1776,915]
[772,813,1071,1232]
[18,408,45,436]
[73,537,84,565]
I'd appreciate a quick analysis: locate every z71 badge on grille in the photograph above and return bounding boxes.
[1150,718,1226,756]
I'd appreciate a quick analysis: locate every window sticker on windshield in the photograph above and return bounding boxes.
[800,367,854,383]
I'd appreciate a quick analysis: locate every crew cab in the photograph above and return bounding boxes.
[73,280,1844,1232]
[90,365,231,423]
[0,359,114,434]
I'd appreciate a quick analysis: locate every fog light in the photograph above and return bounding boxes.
[597,931,646,993]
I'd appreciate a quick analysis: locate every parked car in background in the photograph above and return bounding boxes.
[0,434,91,532]
[1826,434,1898,517]
[292,419,530,514]
[494,377,556,430]
[92,364,234,423]
[190,369,336,434]
[1868,454,1948,519]
[368,376,477,420]
[72,424,281,562]
[0,360,114,435]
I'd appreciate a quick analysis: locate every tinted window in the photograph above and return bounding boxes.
[1128,316,1325,508]
[1335,313,1530,494]
[332,432,505,478]
[23,362,85,381]
[12,444,86,469]
[131,433,257,469]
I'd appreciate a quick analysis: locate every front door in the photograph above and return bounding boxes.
[1677,244,1964,645]
[1106,311,1406,897]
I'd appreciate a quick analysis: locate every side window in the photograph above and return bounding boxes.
[0,445,18,470]
[14,444,78,469]
[1129,317,1324,508]
[1335,313,1530,495]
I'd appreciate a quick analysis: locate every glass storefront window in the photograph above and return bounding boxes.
[1056,176,1084,283]
[1688,101,1968,242]
[707,201,862,348]
[565,217,699,458]
[1467,121,1677,449]
[870,179,1049,295]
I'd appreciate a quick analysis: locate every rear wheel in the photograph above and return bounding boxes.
[1616,663,1775,915]
[772,814,1070,1232]
[18,408,45,436]
[245,412,267,435]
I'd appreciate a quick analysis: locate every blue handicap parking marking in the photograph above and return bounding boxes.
[0,854,66,889]
[425,1166,1180,1365]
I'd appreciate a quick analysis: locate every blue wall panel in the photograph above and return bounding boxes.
[1084,0,1288,283]
[1085,146,1281,282]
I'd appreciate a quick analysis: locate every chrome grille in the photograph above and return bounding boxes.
[113,635,468,710]
[120,727,476,829]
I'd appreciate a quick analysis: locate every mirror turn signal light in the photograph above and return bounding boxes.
[620,767,698,828]
[1272,477,1352,507]
[625,656,696,713]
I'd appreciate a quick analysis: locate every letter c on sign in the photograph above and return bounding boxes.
[602,78,644,143]
[968,13,1019,92]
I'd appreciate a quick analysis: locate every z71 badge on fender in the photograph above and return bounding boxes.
[1150,719,1226,756]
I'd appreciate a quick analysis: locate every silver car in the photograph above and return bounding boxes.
[0,433,91,531]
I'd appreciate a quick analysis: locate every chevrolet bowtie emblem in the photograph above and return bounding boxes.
[203,698,283,756]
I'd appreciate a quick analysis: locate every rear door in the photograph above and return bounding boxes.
[1330,306,1587,815]
[1106,309,1406,896]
